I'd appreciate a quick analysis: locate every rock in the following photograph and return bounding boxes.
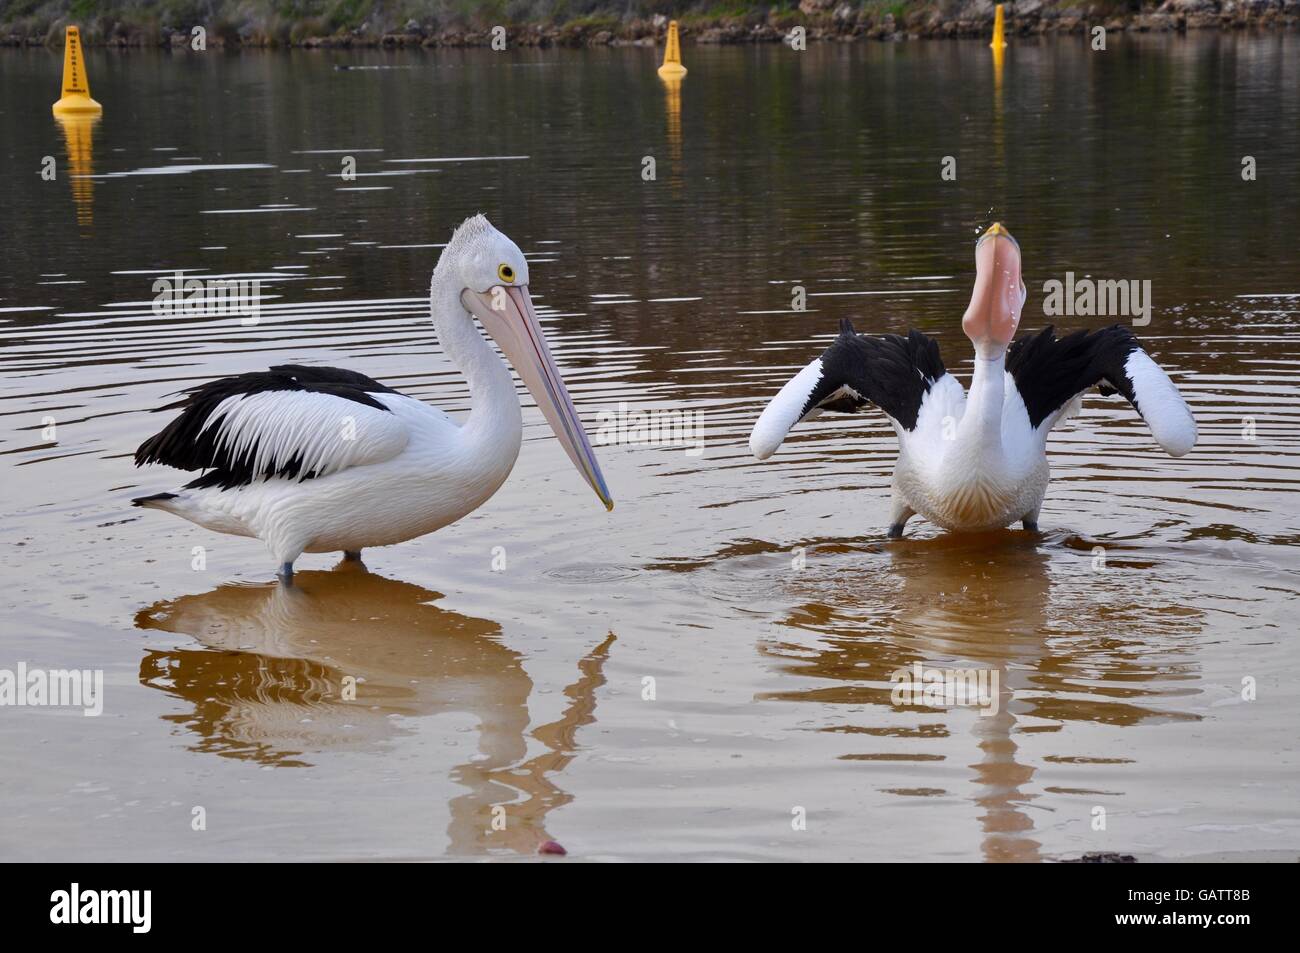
[698,24,748,43]
[1134,12,1177,28]
[1159,0,1216,12]
[1061,852,1137,863]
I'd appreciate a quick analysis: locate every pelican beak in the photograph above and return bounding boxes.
[963,222,1027,358]
[462,285,613,511]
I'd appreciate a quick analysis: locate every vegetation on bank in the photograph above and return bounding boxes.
[2,0,1296,46]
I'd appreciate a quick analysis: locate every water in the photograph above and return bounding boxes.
[1,35,1298,861]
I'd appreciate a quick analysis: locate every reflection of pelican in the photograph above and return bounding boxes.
[136,563,613,854]
[54,114,97,229]
[758,531,1203,861]
[885,533,1049,862]
[448,631,614,854]
[132,216,612,580]
[750,224,1197,534]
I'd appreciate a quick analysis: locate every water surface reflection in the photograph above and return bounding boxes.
[0,33,1296,861]
[137,563,612,855]
[750,532,1206,860]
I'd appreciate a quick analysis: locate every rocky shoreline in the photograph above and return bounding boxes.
[3,2,1297,50]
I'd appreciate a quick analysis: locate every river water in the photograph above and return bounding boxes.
[1,34,1298,861]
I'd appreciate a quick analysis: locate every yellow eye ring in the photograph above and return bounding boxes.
[497,264,515,283]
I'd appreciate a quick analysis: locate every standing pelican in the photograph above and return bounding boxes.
[133,215,612,578]
[749,223,1196,535]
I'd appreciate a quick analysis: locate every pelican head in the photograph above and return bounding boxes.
[962,222,1027,359]
[440,215,613,510]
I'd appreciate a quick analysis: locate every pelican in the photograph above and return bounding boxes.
[748,223,1196,535]
[133,215,612,578]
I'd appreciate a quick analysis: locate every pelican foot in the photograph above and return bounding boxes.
[1022,519,1039,532]
[277,562,295,583]
[886,524,906,539]
[335,553,369,573]
[343,550,362,561]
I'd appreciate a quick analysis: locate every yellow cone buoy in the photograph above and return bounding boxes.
[990,3,1007,51]
[52,26,102,116]
[658,20,687,78]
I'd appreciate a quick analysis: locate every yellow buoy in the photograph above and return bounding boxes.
[990,3,1007,51]
[52,26,102,116]
[658,20,687,78]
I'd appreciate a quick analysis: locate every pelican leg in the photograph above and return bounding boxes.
[887,495,915,539]
[1022,518,1039,532]
[277,562,295,582]
[343,550,362,561]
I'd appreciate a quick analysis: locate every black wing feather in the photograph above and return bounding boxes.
[1006,325,1140,429]
[803,319,946,431]
[134,365,401,489]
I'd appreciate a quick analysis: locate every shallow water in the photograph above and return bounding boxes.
[1,35,1298,861]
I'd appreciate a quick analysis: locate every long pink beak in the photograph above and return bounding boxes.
[462,285,613,511]
[962,222,1026,358]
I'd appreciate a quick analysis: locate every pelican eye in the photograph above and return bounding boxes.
[497,264,515,283]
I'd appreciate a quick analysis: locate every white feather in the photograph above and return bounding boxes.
[201,390,409,481]
[1124,349,1197,457]
[749,357,825,460]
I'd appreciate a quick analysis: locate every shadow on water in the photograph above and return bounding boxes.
[135,561,613,855]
